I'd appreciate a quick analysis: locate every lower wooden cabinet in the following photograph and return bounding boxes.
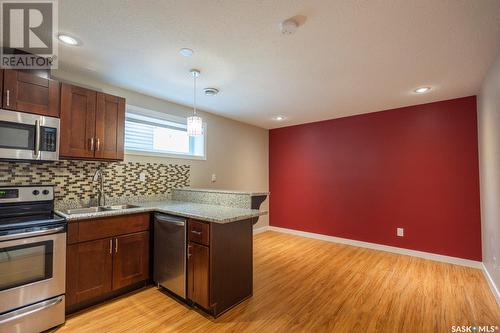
[66,214,150,310]
[113,231,150,290]
[187,242,210,309]
[66,238,113,306]
[186,218,254,317]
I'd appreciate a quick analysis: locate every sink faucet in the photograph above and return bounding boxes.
[93,167,106,206]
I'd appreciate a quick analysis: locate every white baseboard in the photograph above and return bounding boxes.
[253,226,269,235]
[482,263,500,306]
[264,226,482,269]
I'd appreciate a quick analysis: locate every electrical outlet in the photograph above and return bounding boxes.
[397,228,404,237]
[139,172,146,182]
[211,174,216,183]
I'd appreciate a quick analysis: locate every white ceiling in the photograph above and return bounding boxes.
[58,0,500,129]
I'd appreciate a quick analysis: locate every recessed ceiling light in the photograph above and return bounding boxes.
[274,116,285,121]
[179,48,194,57]
[57,34,79,46]
[414,87,431,94]
[204,88,219,96]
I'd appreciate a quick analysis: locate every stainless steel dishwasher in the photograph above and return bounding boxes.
[154,213,187,299]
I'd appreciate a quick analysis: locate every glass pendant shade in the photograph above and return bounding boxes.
[187,69,203,137]
[187,115,203,136]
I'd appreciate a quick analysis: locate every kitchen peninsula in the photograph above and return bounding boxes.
[58,188,268,317]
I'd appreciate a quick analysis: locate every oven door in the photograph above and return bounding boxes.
[0,109,59,161]
[0,226,66,314]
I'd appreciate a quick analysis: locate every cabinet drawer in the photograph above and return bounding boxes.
[188,219,210,246]
[78,213,150,242]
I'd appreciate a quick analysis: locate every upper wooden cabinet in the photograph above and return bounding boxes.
[95,93,125,160]
[59,83,125,160]
[60,84,96,159]
[2,69,60,117]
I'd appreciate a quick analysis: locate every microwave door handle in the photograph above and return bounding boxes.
[34,119,41,159]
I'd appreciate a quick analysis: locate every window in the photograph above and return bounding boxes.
[124,106,205,159]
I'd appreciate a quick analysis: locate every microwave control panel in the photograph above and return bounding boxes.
[40,127,57,152]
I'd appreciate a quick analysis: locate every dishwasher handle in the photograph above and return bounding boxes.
[155,214,186,226]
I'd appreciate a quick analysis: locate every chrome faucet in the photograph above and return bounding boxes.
[93,167,106,206]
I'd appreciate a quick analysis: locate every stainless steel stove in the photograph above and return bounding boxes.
[0,186,66,333]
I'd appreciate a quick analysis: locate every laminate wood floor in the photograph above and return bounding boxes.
[58,231,500,333]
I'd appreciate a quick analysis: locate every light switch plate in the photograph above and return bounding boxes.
[211,174,216,182]
[397,228,404,237]
[139,172,146,182]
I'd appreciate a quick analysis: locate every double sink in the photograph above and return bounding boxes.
[62,204,140,215]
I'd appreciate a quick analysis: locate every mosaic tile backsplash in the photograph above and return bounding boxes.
[0,160,190,205]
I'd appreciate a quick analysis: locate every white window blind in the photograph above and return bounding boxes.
[124,107,205,159]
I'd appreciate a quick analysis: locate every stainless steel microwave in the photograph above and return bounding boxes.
[0,109,59,161]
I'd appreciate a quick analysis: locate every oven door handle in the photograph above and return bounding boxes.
[0,295,63,324]
[0,225,64,242]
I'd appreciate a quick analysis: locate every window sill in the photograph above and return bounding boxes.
[125,150,207,161]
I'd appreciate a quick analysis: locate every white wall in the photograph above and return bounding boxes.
[52,68,269,228]
[478,50,500,302]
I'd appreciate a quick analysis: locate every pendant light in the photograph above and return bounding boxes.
[187,69,203,136]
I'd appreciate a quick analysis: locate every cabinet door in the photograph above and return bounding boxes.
[3,70,60,117]
[187,242,210,309]
[94,92,125,160]
[59,84,97,159]
[112,231,150,290]
[66,238,113,306]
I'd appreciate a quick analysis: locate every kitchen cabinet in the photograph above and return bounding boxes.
[59,83,125,161]
[187,242,210,309]
[66,238,113,306]
[66,214,150,312]
[94,93,125,160]
[186,218,254,317]
[2,69,60,117]
[113,231,150,290]
[60,84,96,159]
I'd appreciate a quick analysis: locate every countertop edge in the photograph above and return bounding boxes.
[56,206,268,224]
[173,188,270,196]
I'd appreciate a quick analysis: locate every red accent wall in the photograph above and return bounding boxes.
[269,96,481,261]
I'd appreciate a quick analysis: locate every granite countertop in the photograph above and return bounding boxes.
[174,188,270,196]
[56,200,267,224]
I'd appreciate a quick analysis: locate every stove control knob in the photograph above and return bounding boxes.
[42,190,50,195]
[32,190,40,196]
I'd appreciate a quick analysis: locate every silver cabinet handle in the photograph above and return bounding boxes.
[96,138,101,151]
[0,226,64,242]
[0,295,63,324]
[115,238,118,253]
[187,244,192,259]
[6,90,10,106]
[34,119,41,159]
[109,239,112,254]
[90,137,95,151]
[190,230,202,235]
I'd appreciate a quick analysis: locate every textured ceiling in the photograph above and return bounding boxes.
[58,0,500,129]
